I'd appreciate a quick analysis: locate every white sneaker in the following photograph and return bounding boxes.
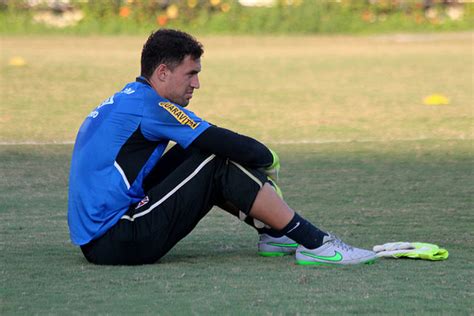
[257,234,298,257]
[295,234,376,265]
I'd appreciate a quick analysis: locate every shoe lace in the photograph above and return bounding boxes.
[327,233,354,251]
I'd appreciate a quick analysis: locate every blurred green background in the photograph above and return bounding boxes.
[1,0,473,35]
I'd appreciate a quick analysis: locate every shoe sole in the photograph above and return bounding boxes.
[258,242,298,257]
[296,258,377,266]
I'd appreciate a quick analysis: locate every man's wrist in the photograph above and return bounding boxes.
[268,148,280,170]
[265,148,280,181]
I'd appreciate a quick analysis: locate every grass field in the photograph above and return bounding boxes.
[1,33,473,314]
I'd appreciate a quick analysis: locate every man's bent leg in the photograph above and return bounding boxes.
[247,183,327,250]
[81,151,267,265]
[249,183,294,229]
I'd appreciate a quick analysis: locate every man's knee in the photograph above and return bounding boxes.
[217,161,268,215]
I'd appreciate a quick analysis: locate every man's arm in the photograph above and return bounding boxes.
[191,126,273,168]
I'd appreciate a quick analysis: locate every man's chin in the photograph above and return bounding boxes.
[170,99,189,107]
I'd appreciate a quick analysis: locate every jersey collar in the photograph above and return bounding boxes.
[136,76,152,87]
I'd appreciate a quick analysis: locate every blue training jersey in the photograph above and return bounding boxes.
[68,77,210,245]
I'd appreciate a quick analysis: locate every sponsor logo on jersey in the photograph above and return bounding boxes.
[158,102,200,129]
[135,196,149,209]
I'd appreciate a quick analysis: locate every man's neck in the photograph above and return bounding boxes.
[148,75,167,98]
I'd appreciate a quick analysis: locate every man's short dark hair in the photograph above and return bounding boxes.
[141,29,204,79]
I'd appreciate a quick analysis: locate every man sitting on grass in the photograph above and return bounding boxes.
[68,29,376,266]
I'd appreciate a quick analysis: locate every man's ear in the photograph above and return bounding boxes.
[154,64,169,82]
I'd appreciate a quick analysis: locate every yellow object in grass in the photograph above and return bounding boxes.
[423,94,450,105]
[8,57,27,67]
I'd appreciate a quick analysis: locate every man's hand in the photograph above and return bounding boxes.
[265,148,280,181]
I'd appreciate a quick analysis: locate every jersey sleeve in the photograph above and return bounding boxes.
[192,126,273,168]
[141,101,210,148]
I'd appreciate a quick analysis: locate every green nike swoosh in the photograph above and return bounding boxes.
[267,242,299,248]
[300,250,343,262]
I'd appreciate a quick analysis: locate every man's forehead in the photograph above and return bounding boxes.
[181,56,201,70]
[185,55,201,65]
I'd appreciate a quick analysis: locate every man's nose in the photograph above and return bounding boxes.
[191,75,200,89]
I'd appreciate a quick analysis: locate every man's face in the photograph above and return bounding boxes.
[162,55,201,107]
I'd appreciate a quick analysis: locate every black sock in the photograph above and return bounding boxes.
[281,213,327,249]
[258,227,284,238]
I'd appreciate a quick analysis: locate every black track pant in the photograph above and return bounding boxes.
[80,147,268,265]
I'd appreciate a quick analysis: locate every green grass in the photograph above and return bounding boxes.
[0,33,473,314]
[1,141,472,314]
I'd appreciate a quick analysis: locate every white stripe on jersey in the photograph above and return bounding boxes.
[114,161,131,190]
